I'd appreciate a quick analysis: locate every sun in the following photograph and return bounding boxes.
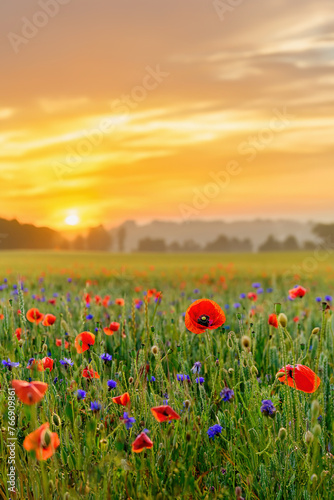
[65,214,80,226]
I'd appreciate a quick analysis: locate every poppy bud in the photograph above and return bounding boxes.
[186,432,191,442]
[304,431,314,445]
[311,400,320,418]
[98,423,104,432]
[241,336,251,349]
[278,313,287,328]
[184,400,191,409]
[278,427,287,441]
[235,486,242,498]
[52,413,61,428]
[228,368,234,374]
[236,313,242,320]
[128,377,134,384]
[310,474,318,483]
[151,345,159,355]
[312,424,321,437]
[18,339,24,346]
[63,493,70,500]
[42,343,48,352]
[312,327,320,335]
[250,366,257,376]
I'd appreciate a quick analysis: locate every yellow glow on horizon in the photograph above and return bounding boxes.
[65,214,80,226]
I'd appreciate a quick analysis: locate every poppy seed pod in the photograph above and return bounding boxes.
[278,313,287,328]
[184,400,191,409]
[128,377,134,384]
[312,327,320,335]
[42,343,48,352]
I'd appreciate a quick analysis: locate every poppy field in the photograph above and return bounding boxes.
[0,251,334,499]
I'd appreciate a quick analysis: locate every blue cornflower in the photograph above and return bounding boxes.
[121,412,136,430]
[325,295,332,302]
[2,358,20,370]
[191,361,202,374]
[135,300,143,310]
[318,415,322,422]
[240,293,246,299]
[177,374,190,382]
[196,377,205,384]
[107,379,117,390]
[53,377,58,384]
[90,401,102,412]
[67,278,72,283]
[220,387,234,402]
[257,288,264,294]
[193,288,200,294]
[261,399,276,416]
[225,304,230,309]
[252,282,261,289]
[149,376,156,382]
[100,353,112,363]
[207,424,222,440]
[86,314,94,320]
[316,297,322,303]
[233,303,241,309]
[267,288,273,293]
[59,358,74,368]
[76,389,87,400]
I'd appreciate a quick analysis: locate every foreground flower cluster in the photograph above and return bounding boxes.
[0,269,333,499]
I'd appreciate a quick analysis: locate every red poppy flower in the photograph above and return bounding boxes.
[42,314,56,326]
[12,380,48,405]
[115,298,125,306]
[185,299,225,334]
[151,405,180,423]
[0,314,4,320]
[23,423,60,460]
[27,359,44,372]
[289,286,307,300]
[276,364,321,393]
[247,292,258,301]
[102,295,110,307]
[26,308,44,324]
[268,314,278,328]
[95,295,102,304]
[56,339,62,347]
[65,340,70,349]
[82,368,100,379]
[48,298,56,305]
[42,357,54,371]
[75,331,95,353]
[112,392,130,406]
[293,316,299,323]
[132,432,153,453]
[15,328,22,341]
[103,322,120,335]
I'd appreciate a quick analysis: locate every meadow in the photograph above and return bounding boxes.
[0,251,333,499]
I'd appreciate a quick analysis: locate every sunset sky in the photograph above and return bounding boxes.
[1,0,334,231]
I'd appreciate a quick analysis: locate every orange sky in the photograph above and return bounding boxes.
[1,0,334,230]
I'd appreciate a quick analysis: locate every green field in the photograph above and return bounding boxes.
[0,251,333,499]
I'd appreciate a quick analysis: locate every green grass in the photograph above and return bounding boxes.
[0,251,333,499]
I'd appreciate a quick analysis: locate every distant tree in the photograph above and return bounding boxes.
[258,235,282,252]
[281,235,300,251]
[303,240,317,250]
[312,223,334,247]
[117,226,126,252]
[72,235,86,251]
[182,239,201,252]
[86,225,111,251]
[137,238,167,252]
[168,241,182,252]
[205,235,230,252]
